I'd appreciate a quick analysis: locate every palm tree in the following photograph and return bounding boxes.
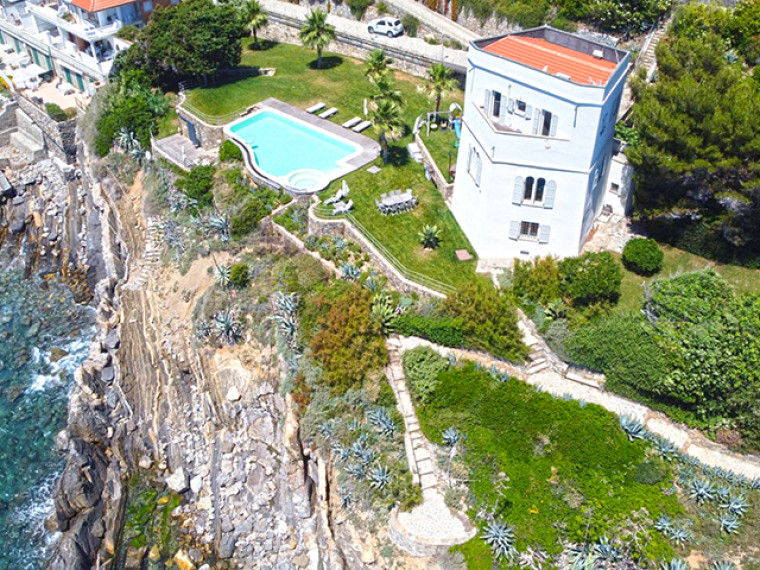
[300,9,336,69]
[242,0,268,49]
[421,62,458,117]
[365,49,391,83]
[371,75,403,107]
[369,99,404,164]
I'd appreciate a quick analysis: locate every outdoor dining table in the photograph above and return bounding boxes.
[381,191,413,207]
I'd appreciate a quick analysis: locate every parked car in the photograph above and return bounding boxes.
[367,17,404,38]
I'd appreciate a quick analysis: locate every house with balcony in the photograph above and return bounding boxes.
[450,26,630,261]
[0,0,166,91]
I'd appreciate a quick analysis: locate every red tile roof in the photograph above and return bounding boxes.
[483,36,617,86]
[69,0,135,13]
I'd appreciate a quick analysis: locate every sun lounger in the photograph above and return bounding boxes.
[306,102,326,114]
[407,142,424,163]
[352,120,372,133]
[342,117,362,128]
[319,107,338,119]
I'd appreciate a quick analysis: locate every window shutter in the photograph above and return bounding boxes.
[549,114,558,137]
[467,146,473,173]
[507,98,514,113]
[508,221,520,240]
[499,96,507,124]
[474,154,482,186]
[525,104,532,119]
[512,177,524,204]
[538,225,551,244]
[483,89,491,110]
[543,181,556,209]
[532,108,541,134]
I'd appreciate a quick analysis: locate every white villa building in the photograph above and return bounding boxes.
[450,26,630,260]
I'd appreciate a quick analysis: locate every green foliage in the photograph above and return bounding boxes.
[629,17,760,264]
[728,0,760,53]
[219,140,243,162]
[443,281,528,361]
[623,238,664,275]
[229,263,250,288]
[229,186,289,238]
[401,14,419,37]
[392,313,466,347]
[305,284,388,393]
[418,224,442,249]
[347,0,373,19]
[300,9,336,69]
[423,63,458,115]
[512,256,560,305]
[615,122,641,146]
[115,0,247,87]
[402,347,448,403]
[116,24,140,41]
[559,251,622,306]
[633,459,669,485]
[45,103,74,122]
[176,165,216,210]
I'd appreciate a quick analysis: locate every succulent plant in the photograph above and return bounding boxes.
[332,443,351,463]
[716,485,732,502]
[347,418,361,432]
[654,514,673,533]
[656,438,678,462]
[339,489,354,509]
[341,263,361,281]
[332,235,347,252]
[620,415,646,441]
[481,521,517,560]
[362,275,379,291]
[215,264,231,288]
[447,353,457,366]
[593,535,621,562]
[688,478,716,504]
[718,514,740,534]
[195,320,213,340]
[318,421,334,437]
[418,224,443,249]
[442,427,460,447]
[565,543,597,570]
[369,465,391,489]
[721,494,748,517]
[274,290,299,315]
[213,310,243,344]
[667,525,693,547]
[346,463,367,480]
[660,559,688,570]
[517,547,548,570]
[711,561,736,570]
[206,213,230,242]
[360,448,376,465]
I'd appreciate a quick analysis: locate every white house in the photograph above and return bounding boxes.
[450,26,630,260]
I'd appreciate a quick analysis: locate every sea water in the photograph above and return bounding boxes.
[0,268,94,569]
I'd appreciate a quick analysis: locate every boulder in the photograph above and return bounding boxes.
[226,386,241,402]
[166,467,189,493]
[173,549,197,570]
[190,475,203,494]
[218,536,236,559]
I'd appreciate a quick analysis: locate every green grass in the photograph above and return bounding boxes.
[156,105,178,139]
[418,125,459,183]
[615,244,760,313]
[413,361,680,566]
[186,41,476,290]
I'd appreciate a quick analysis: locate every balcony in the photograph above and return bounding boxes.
[27,3,127,40]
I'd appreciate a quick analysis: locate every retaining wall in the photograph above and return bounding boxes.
[17,95,77,162]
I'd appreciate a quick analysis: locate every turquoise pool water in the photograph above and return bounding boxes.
[227,110,360,189]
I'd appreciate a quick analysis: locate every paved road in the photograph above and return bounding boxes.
[380,0,481,44]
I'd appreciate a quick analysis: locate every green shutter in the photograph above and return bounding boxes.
[75,73,84,91]
[32,49,40,66]
[13,38,21,52]
[63,67,72,84]
[44,55,52,71]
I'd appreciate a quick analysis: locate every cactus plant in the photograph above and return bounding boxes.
[442,427,460,447]
[620,415,646,441]
[688,478,716,504]
[481,521,517,560]
[369,465,391,489]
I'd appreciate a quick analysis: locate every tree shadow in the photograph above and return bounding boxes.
[308,55,343,70]
[386,145,410,167]
[248,39,277,52]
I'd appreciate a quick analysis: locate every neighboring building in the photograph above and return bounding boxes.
[0,0,169,90]
[450,26,630,260]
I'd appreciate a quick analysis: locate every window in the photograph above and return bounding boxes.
[610,182,620,196]
[523,177,534,201]
[520,221,539,239]
[492,91,501,118]
[467,145,482,187]
[541,111,553,136]
[516,100,527,114]
[535,178,545,202]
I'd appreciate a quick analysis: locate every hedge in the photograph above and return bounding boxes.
[392,313,465,347]
[622,238,664,275]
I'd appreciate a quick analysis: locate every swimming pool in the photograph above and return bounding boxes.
[225,107,364,192]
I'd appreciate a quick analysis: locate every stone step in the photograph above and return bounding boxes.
[526,361,550,374]
[419,472,437,490]
[416,458,434,476]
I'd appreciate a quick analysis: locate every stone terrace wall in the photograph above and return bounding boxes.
[0,99,18,147]
[17,95,77,162]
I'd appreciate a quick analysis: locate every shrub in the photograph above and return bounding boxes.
[418,224,442,249]
[402,14,419,37]
[348,0,373,19]
[444,281,528,361]
[512,256,560,305]
[45,103,68,122]
[229,263,250,288]
[559,251,622,305]
[376,0,388,13]
[623,238,664,275]
[230,188,287,237]
[219,139,243,162]
[116,24,140,41]
[176,165,216,211]
[402,347,448,403]
[392,313,466,347]
[633,459,668,485]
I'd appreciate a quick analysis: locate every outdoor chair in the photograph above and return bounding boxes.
[342,117,362,128]
[306,102,326,114]
[318,107,338,119]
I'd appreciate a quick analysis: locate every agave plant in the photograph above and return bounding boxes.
[666,525,692,547]
[363,275,378,292]
[481,521,517,561]
[418,224,442,249]
[331,443,350,463]
[351,440,368,459]
[718,513,740,534]
[371,293,396,334]
[116,127,139,153]
[195,320,212,340]
[517,547,548,570]
[215,264,231,288]
[341,263,361,281]
[332,235,347,252]
[318,421,334,437]
[369,465,391,490]
[359,448,376,466]
[347,418,361,432]
[565,542,597,570]
[721,494,748,517]
[213,310,243,344]
[206,213,230,242]
[660,559,688,570]
[688,478,716,504]
[545,298,566,321]
[654,514,673,533]
[711,561,736,570]
[339,489,354,509]
[620,415,647,441]
[656,438,678,462]
[752,477,760,490]
[447,353,457,367]
[346,463,367,480]
[367,408,397,438]
[274,290,299,316]
[716,485,732,502]
[442,427,460,447]
[593,535,622,562]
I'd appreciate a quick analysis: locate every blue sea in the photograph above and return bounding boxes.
[0,267,94,569]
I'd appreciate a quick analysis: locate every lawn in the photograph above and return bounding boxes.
[418,125,459,183]
[411,358,682,566]
[186,41,476,291]
[615,244,760,313]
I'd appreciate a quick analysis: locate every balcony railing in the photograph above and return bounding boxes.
[27,4,127,40]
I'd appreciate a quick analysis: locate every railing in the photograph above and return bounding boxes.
[312,204,457,295]
[177,93,243,126]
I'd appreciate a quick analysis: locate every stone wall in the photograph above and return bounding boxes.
[414,132,454,203]
[17,95,77,163]
[176,106,225,152]
[0,99,18,147]
[455,8,516,38]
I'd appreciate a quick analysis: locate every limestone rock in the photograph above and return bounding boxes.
[166,467,189,493]
[138,455,153,469]
[226,386,241,402]
[291,554,310,567]
[361,544,376,565]
[148,544,161,562]
[190,475,203,494]
[173,549,196,570]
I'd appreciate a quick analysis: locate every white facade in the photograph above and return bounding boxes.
[450,27,630,260]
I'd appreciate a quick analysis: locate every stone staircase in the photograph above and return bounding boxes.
[124,216,164,291]
[618,19,669,119]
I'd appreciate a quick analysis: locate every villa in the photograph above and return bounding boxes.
[0,0,167,91]
[450,26,630,260]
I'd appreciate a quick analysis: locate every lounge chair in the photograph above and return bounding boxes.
[341,180,350,196]
[342,117,362,128]
[353,120,372,133]
[407,142,424,163]
[319,107,338,119]
[306,102,326,114]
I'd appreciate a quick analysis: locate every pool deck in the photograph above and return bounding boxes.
[250,97,381,169]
